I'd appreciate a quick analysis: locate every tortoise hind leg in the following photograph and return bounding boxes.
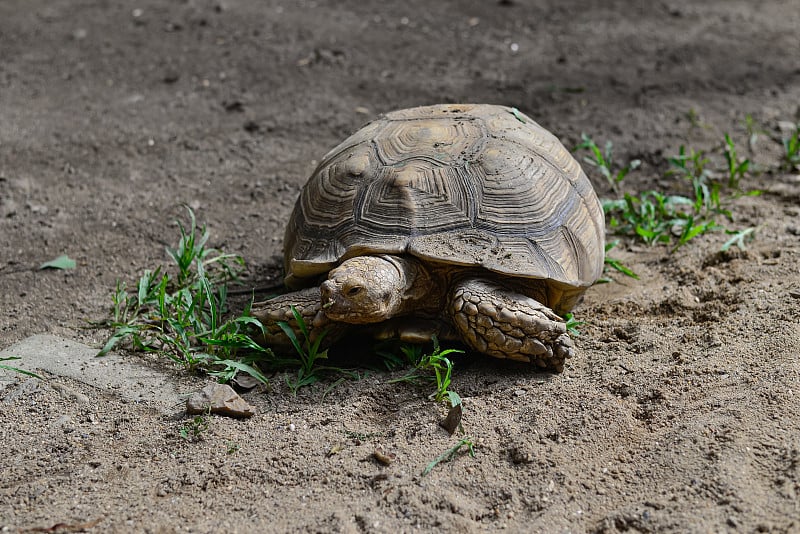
[251,287,349,352]
[447,278,574,372]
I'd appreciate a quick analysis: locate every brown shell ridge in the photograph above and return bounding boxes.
[479,135,604,279]
[498,127,604,231]
[353,163,479,234]
[373,118,488,167]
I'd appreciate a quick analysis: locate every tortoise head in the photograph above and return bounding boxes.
[320,256,406,324]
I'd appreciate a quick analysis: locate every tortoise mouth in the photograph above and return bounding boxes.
[320,279,336,309]
[320,279,389,324]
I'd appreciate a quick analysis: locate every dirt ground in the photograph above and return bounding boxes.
[2,0,800,532]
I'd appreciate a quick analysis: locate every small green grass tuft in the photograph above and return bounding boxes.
[387,337,463,407]
[166,207,245,287]
[421,437,476,477]
[574,133,640,193]
[99,207,270,387]
[578,133,760,253]
[782,123,800,171]
[563,313,584,337]
[723,133,751,189]
[277,307,331,394]
[179,410,211,442]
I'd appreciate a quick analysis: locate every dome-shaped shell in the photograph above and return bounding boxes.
[283,104,604,297]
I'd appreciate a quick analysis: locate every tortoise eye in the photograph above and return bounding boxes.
[345,285,363,297]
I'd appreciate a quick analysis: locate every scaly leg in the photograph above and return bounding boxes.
[448,278,574,371]
[251,287,349,352]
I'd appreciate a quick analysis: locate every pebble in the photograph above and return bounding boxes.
[54,415,75,433]
[373,446,396,465]
[186,383,255,418]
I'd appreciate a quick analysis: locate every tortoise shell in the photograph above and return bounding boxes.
[283,104,604,308]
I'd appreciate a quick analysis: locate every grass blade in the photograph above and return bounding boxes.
[0,357,44,379]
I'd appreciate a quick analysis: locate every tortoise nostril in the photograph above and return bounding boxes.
[320,280,335,301]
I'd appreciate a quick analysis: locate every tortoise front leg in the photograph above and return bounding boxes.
[448,278,574,372]
[251,287,349,352]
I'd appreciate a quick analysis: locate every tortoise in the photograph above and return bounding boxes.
[252,103,604,371]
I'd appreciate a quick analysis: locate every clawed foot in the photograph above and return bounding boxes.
[449,278,574,371]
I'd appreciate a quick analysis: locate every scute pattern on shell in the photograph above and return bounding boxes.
[283,103,604,294]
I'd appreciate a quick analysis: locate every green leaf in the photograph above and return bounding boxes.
[211,359,270,385]
[446,390,462,408]
[39,255,76,270]
[604,257,639,279]
[564,312,585,336]
[289,306,309,340]
[97,325,141,356]
[721,227,755,251]
[277,321,304,357]
[421,437,476,476]
[309,330,328,360]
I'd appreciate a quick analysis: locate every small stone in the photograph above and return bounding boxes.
[243,120,261,133]
[186,383,255,418]
[514,389,527,397]
[26,202,49,215]
[373,446,396,465]
[440,403,462,435]
[163,71,180,84]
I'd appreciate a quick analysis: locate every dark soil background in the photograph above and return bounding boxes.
[1,0,799,532]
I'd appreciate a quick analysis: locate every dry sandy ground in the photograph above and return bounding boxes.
[1,0,799,532]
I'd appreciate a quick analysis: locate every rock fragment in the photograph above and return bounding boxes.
[186,383,255,418]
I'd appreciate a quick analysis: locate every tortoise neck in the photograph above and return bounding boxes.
[380,255,445,317]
